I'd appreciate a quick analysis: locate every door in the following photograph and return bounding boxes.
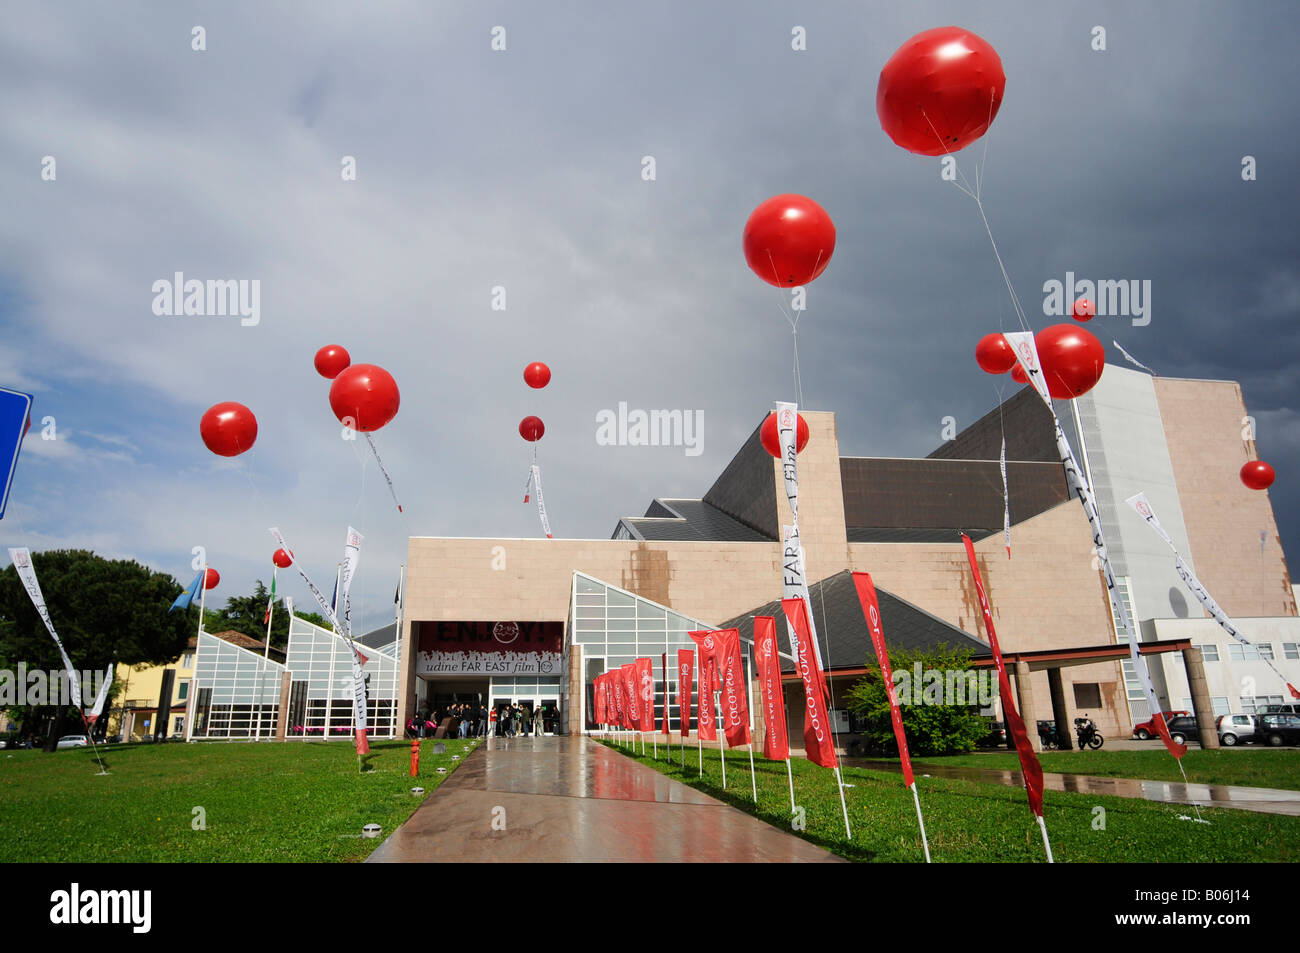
[540,698,558,735]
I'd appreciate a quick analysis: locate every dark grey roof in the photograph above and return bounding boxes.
[357,622,399,650]
[847,527,997,543]
[620,498,775,543]
[720,570,990,674]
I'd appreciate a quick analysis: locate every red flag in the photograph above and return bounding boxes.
[677,649,693,739]
[662,653,671,736]
[621,663,641,731]
[851,573,915,787]
[687,632,718,741]
[593,674,606,724]
[961,533,1045,816]
[753,617,790,760]
[780,598,838,768]
[712,629,751,747]
[612,672,627,729]
[635,658,656,732]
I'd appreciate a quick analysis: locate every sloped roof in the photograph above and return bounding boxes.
[617,498,775,542]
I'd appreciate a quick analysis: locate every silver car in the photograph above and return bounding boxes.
[55,734,89,749]
[1216,714,1257,746]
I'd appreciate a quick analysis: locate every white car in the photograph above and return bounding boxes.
[55,735,89,749]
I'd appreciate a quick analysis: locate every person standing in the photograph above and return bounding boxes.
[533,704,544,736]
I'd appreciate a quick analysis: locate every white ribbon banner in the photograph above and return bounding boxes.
[1000,436,1011,559]
[1125,492,1298,697]
[7,548,82,709]
[774,400,824,668]
[528,464,553,539]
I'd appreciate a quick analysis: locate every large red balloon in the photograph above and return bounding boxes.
[519,416,545,442]
[272,548,294,569]
[203,568,220,590]
[877,26,1006,156]
[760,411,810,459]
[975,333,1016,374]
[742,194,836,287]
[524,362,551,389]
[1010,363,1028,384]
[1241,461,1275,491]
[1036,324,1105,399]
[329,364,400,432]
[314,345,351,379]
[1072,298,1095,322]
[200,402,258,457]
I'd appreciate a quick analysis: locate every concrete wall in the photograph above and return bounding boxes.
[1145,616,1300,713]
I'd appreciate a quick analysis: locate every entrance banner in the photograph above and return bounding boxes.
[753,617,789,760]
[686,633,717,742]
[661,653,670,736]
[635,657,656,732]
[621,663,640,731]
[677,649,693,739]
[850,573,915,787]
[779,598,837,768]
[713,629,751,748]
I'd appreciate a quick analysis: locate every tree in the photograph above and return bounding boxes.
[844,644,990,756]
[0,550,193,749]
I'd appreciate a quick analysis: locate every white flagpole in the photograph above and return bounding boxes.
[786,759,796,812]
[745,652,757,804]
[911,783,932,863]
[717,687,727,790]
[264,566,276,659]
[833,766,852,839]
[1037,815,1055,863]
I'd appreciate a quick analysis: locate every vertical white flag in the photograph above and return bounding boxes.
[774,402,824,667]
[7,548,82,709]
[1000,436,1011,559]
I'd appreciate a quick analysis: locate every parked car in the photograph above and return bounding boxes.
[1260,704,1300,715]
[55,735,89,750]
[1255,713,1300,747]
[977,720,1007,748]
[1132,710,1189,740]
[1215,714,1257,746]
[1165,715,1200,746]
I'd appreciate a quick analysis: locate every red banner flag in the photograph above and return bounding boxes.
[961,533,1045,817]
[677,649,693,739]
[712,629,751,748]
[612,671,627,729]
[662,653,671,735]
[780,598,838,769]
[635,657,656,732]
[753,616,790,760]
[621,663,643,732]
[851,573,915,788]
[687,631,718,741]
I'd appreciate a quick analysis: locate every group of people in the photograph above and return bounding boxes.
[406,701,558,739]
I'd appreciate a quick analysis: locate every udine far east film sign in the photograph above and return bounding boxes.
[415,621,565,676]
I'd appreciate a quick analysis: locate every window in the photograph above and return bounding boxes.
[177,680,189,701]
[1213,697,1230,717]
[1229,644,1261,662]
[1259,643,1274,661]
[181,652,195,668]
[1284,643,1299,660]
[1073,683,1102,708]
[1238,695,1280,714]
[1197,644,1219,663]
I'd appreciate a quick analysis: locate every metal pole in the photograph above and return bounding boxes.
[785,758,796,812]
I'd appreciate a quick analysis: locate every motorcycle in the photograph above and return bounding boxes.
[1074,715,1104,750]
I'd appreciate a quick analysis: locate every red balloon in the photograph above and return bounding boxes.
[272,548,294,568]
[1072,298,1095,322]
[200,402,258,457]
[524,362,551,389]
[1036,324,1105,399]
[759,411,810,459]
[329,364,400,432]
[203,568,220,590]
[314,345,351,379]
[1010,363,1028,384]
[519,416,545,442]
[975,333,1016,374]
[1241,461,1275,491]
[877,26,1006,156]
[742,194,836,287]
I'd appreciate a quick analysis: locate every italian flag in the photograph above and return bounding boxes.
[263,568,277,625]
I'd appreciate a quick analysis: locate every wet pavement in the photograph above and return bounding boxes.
[367,735,842,862]
[845,758,1300,816]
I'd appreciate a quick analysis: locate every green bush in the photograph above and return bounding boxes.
[844,645,989,756]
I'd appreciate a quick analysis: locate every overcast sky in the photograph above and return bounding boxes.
[2,1,1296,634]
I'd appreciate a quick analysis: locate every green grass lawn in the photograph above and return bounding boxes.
[600,738,1300,863]
[908,749,1300,792]
[0,737,477,862]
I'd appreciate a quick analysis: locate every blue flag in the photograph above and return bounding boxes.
[331,572,339,613]
[169,571,204,613]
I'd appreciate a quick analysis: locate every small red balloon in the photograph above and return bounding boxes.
[200,402,258,457]
[1072,298,1095,322]
[272,548,294,569]
[1036,324,1105,399]
[1010,363,1028,384]
[524,362,551,389]
[314,345,351,379]
[877,26,1006,156]
[975,333,1017,374]
[759,411,810,459]
[519,416,545,442]
[203,568,220,590]
[329,364,400,432]
[743,194,837,287]
[1241,461,1275,491]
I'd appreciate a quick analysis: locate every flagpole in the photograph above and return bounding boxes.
[833,766,852,839]
[785,759,796,812]
[264,567,276,659]
[717,687,726,790]
[1037,815,1055,863]
[911,783,932,863]
[745,652,757,804]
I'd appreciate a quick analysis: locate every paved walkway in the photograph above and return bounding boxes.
[367,736,841,862]
[848,759,1300,816]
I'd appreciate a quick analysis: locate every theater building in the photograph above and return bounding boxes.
[394,363,1300,748]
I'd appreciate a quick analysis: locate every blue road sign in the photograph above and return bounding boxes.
[0,387,34,520]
